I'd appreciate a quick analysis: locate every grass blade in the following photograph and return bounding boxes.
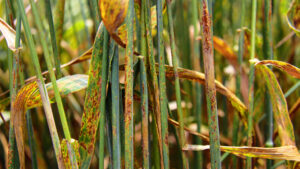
[29,0,71,140]
[99,27,110,169]
[200,0,221,168]
[44,0,62,78]
[139,56,150,169]
[15,0,64,168]
[78,23,105,169]
[247,0,258,167]
[166,1,187,168]
[157,0,169,167]
[111,44,121,169]
[124,0,135,167]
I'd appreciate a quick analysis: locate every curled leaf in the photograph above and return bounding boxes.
[99,0,128,47]
[183,145,300,161]
[164,65,248,124]
[0,17,20,52]
[286,0,300,36]
[12,75,88,169]
[254,60,300,79]
[255,64,296,146]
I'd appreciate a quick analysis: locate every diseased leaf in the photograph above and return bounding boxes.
[254,60,300,79]
[183,145,300,161]
[78,23,105,168]
[12,82,38,169]
[197,36,249,104]
[255,64,296,146]
[61,139,80,169]
[11,74,89,169]
[0,17,20,52]
[286,0,300,36]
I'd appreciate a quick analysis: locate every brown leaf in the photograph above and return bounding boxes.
[183,145,300,161]
[99,0,128,47]
[0,17,20,52]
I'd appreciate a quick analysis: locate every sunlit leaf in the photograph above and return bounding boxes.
[286,0,300,36]
[0,17,20,52]
[183,145,300,161]
[254,60,300,79]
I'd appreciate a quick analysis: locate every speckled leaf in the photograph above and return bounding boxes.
[61,139,80,169]
[183,145,300,161]
[78,23,105,168]
[0,17,20,52]
[287,0,300,36]
[255,60,300,79]
[255,64,296,146]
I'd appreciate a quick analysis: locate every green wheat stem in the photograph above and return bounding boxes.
[78,0,91,47]
[54,0,65,55]
[166,1,188,168]
[29,0,71,141]
[284,81,300,98]
[247,0,257,168]
[233,0,246,168]
[16,0,64,168]
[191,0,203,167]
[43,0,62,78]
[262,1,274,168]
